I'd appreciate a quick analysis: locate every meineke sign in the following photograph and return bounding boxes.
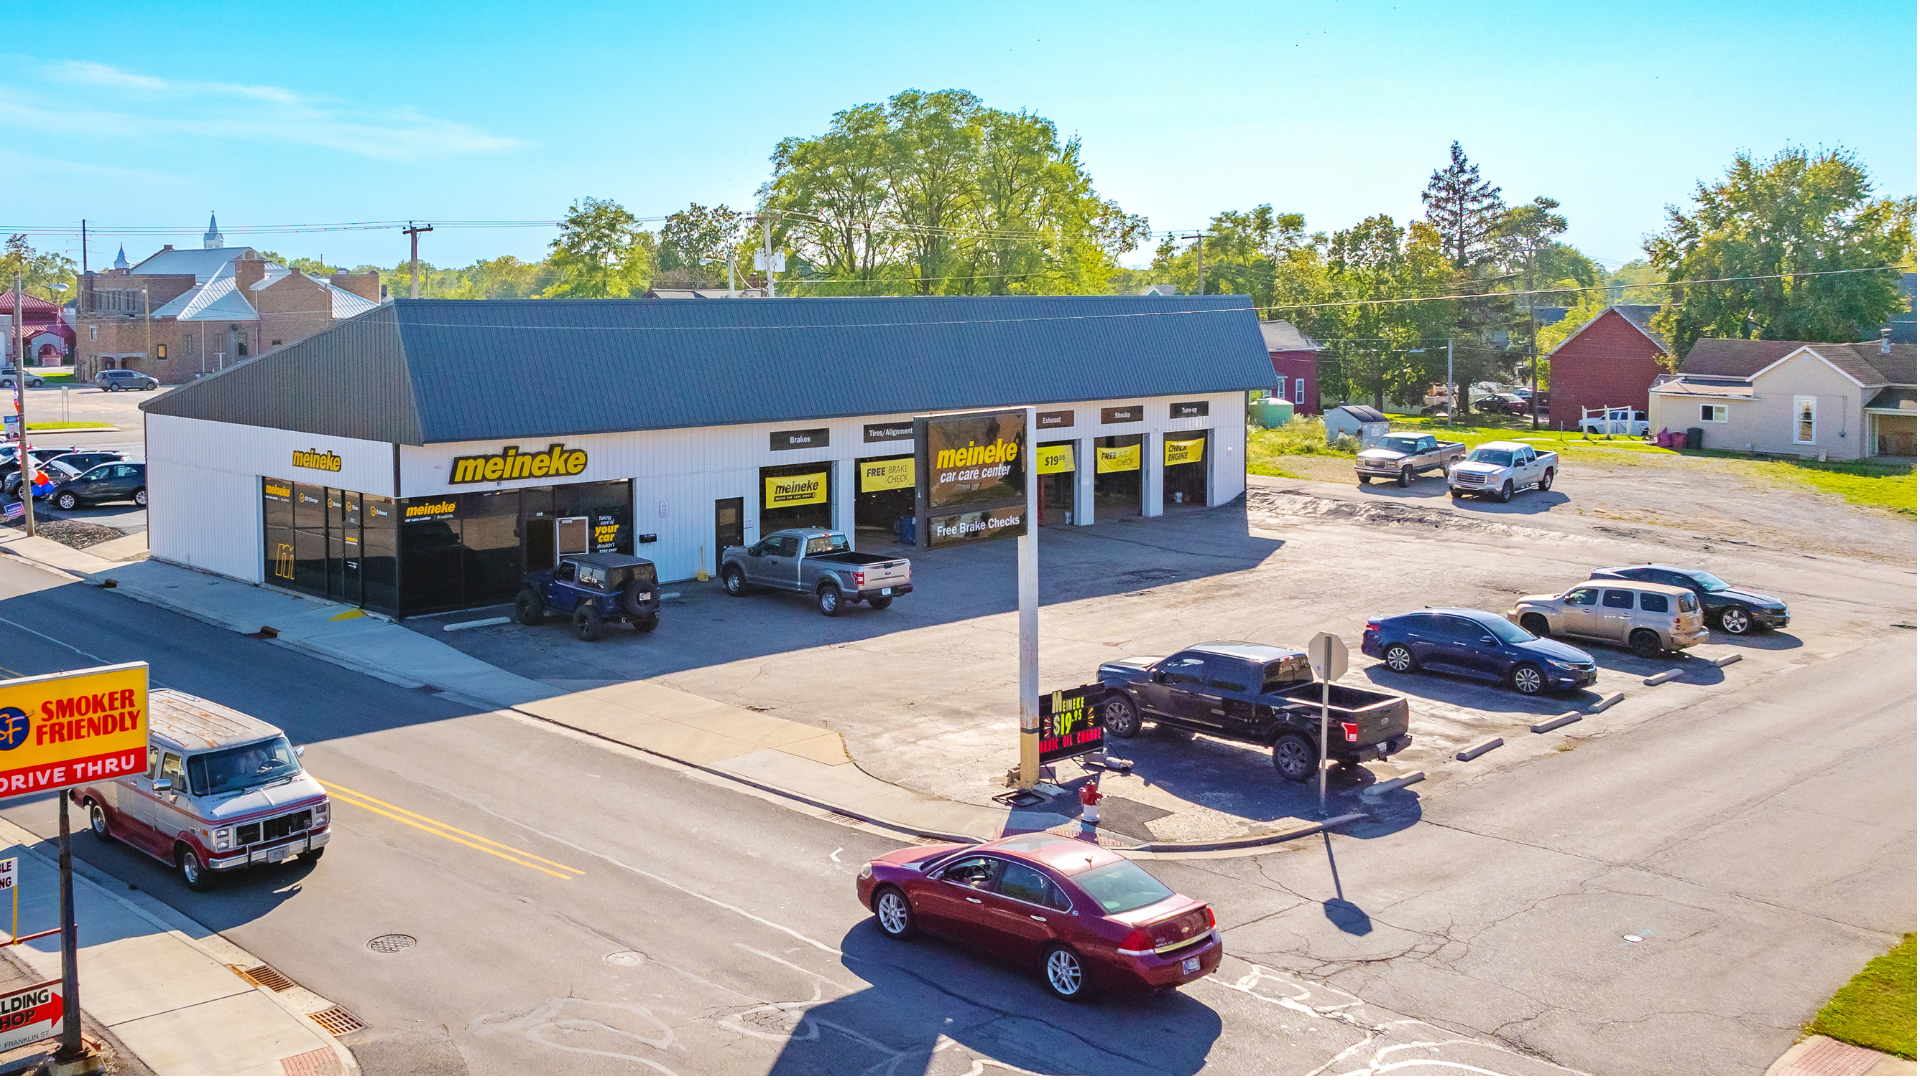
[914,409,1029,550]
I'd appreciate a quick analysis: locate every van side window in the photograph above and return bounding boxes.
[1602,589,1635,609]
[1639,593,1670,613]
[554,562,575,583]
[159,752,185,789]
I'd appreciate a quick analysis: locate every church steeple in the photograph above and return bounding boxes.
[203,212,223,249]
[112,245,130,270]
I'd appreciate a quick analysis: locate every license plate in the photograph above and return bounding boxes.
[880,587,892,596]
[266,844,289,863]
[1377,742,1387,753]
[1181,957,1200,975]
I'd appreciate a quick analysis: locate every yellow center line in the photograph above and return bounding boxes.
[325,791,574,880]
[311,776,586,875]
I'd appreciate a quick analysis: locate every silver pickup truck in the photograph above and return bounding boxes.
[720,528,912,616]
[1355,432,1466,487]
[1447,441,1558,502]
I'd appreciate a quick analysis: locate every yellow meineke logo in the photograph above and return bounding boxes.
[450,444,588,484]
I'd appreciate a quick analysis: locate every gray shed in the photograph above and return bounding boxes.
[1325,405,1390,447]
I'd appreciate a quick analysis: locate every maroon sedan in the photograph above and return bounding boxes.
[856,833,1222,1001]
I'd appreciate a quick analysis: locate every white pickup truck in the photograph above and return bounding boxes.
[1447,441,1557,502]
[1580,406,1649,437]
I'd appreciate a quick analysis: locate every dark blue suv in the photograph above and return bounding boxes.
[1362,608,1598,696]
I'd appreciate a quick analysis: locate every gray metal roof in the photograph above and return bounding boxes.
[128,246,261,282]
[144,295,1274,446]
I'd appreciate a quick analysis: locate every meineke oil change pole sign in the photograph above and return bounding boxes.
[914,408,1029,549]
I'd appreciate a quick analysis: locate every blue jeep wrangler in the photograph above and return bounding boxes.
[514,553,661,641]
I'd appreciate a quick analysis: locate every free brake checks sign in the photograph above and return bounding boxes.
[0,662,149,797]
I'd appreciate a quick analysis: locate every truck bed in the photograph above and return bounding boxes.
[1269,681,1410,743]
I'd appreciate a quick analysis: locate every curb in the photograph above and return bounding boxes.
[0,818,361,1076]
[1644,668,1684,686]
[1456,737,1503,761]
[1133,812,1370,853]
[1362,772,1424,797]
[1531,711,1583,734]
[1588,691,1625,713]
[1715,652,1744,668]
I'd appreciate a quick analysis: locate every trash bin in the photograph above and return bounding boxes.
[1685,427,1704,450]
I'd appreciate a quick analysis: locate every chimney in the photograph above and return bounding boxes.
[161,244,174,251]
[329,270,381,304]
[1881,327,1892,354]
[234,258,267,294]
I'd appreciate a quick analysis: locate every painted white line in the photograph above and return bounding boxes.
[444,616,511,632]
[828,847,842,863]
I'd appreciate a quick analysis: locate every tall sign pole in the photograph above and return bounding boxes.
[1307,632,1348,818]
[1017,407,1039,789]
[56,794,79,1059]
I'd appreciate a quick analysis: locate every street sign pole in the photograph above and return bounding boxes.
[56,793,79,1059]
[1017,407,1040,790]
[1307,632,1349,818]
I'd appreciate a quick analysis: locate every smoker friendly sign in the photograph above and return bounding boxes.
[913,409,1029,549]
[0,662,148,797]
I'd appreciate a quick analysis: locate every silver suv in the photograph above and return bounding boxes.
[95,369,159,391]
[1508,580,1707,658]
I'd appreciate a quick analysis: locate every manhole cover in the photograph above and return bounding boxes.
[366,934,416,954]
[604,951,643,967]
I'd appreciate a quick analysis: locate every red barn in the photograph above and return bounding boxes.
[1261,319,1321,414]
[1545,306,1668,429]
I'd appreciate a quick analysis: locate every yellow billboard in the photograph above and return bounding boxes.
[1036,444,1075,475]
[0,662,148,797]
[1165,436,1207,466]
[765,472,829,507]
[1096,444,1140,473]
[860,458,914,493]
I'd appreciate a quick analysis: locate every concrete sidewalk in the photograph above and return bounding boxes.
[0,537,1353,851]
[1768,1035,1915,1076]
[0,817,358,1075]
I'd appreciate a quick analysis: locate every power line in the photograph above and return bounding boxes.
[1257,264,1913,312]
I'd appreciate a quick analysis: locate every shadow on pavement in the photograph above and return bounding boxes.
[1355,663,1605,715]
[1708,630,1803,652]
[767,923,1223,1075]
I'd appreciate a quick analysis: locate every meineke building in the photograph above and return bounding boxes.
[141,294,1273,619]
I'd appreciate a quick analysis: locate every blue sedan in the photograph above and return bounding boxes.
[1362,608,1598,696]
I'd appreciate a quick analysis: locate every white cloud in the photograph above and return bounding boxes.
[13,59,521,162]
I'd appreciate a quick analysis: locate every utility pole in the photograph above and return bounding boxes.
[1182,233,1206,295]
[79,220,87,274]
[756,218,780,298]
[402,223,433,299]
[12,276,34,538]
[1526,247,1540,429]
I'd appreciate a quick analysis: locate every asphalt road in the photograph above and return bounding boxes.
[0,550,1905,1074]
[0,556,1562,1075]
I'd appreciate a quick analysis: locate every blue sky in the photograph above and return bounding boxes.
[2,0,1913,274]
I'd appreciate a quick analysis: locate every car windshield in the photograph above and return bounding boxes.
[1070,858,1175,914]
[1467,448,1513,466]
[1482,618,1535,644]
[1687,571,1730,592]
[187,736,301,796]
[1377,436,1423,453]
[805,533,851,555]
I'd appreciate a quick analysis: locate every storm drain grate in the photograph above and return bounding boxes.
[279,1047,343,1076]
[234,963,296,992]
[822,813,862,827]
[307,1006,365,1037]
[366,933,416,954]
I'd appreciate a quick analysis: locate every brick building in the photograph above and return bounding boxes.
[0,290,75,367]
[77,215,382,384]
[1544,305,1669,429]
[1260,319,1322,414]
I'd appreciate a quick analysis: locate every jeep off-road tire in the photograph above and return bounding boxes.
[514,589,545,626]
[620,580,652,619]
[572,604,604,642]
[634,614,659,633]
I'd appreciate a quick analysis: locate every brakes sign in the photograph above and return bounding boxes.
[0,662,148,797]
[0,984,60,1053]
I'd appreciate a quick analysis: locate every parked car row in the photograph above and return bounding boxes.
[0,444,146,510]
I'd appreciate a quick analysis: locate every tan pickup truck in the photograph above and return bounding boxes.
[1355,432,1466,487]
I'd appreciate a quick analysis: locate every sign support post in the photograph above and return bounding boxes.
[1307,632,1349,818]
[55,794,79,1061]
[1017,408,1039,790]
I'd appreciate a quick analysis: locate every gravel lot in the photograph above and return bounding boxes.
[427,450,1916,842]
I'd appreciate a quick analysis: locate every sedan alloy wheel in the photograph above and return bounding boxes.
[1042,945,1089,1001]
[1383,644,1415,673]
[1719,607,1752,635]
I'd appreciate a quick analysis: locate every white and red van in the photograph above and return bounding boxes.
[73,690,330,891]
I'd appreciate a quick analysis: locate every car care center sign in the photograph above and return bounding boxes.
[0,662,148,797]
[0,982,60,1053]
[1038,684,1108,764]
[914,409,1028,549]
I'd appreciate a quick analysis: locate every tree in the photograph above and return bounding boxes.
[0,236,76,301]
[1646,147,1915,356]
[658,203,748,289]
[542,197,655,299]
[1421,143,1505,271]
[759,89,1146,296]
[1497,197,1570,419]
[1148,205,1306,307]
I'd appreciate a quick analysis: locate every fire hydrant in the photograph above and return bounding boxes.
[1079,775,1104,825]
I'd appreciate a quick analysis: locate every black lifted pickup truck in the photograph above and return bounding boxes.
[1096,640,1413,782]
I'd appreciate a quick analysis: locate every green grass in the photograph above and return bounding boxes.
[1780,459,1916,514]
[25,421,112,431]
[1805,933,1916,1059]
[37,374,77,384]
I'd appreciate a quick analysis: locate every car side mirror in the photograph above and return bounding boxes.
[152,778,172,793]
[1151,671,1168,684]
[294,746,305,758]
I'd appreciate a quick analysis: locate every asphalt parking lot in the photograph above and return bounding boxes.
[15,381,151,538]
[424,460,1915,844]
